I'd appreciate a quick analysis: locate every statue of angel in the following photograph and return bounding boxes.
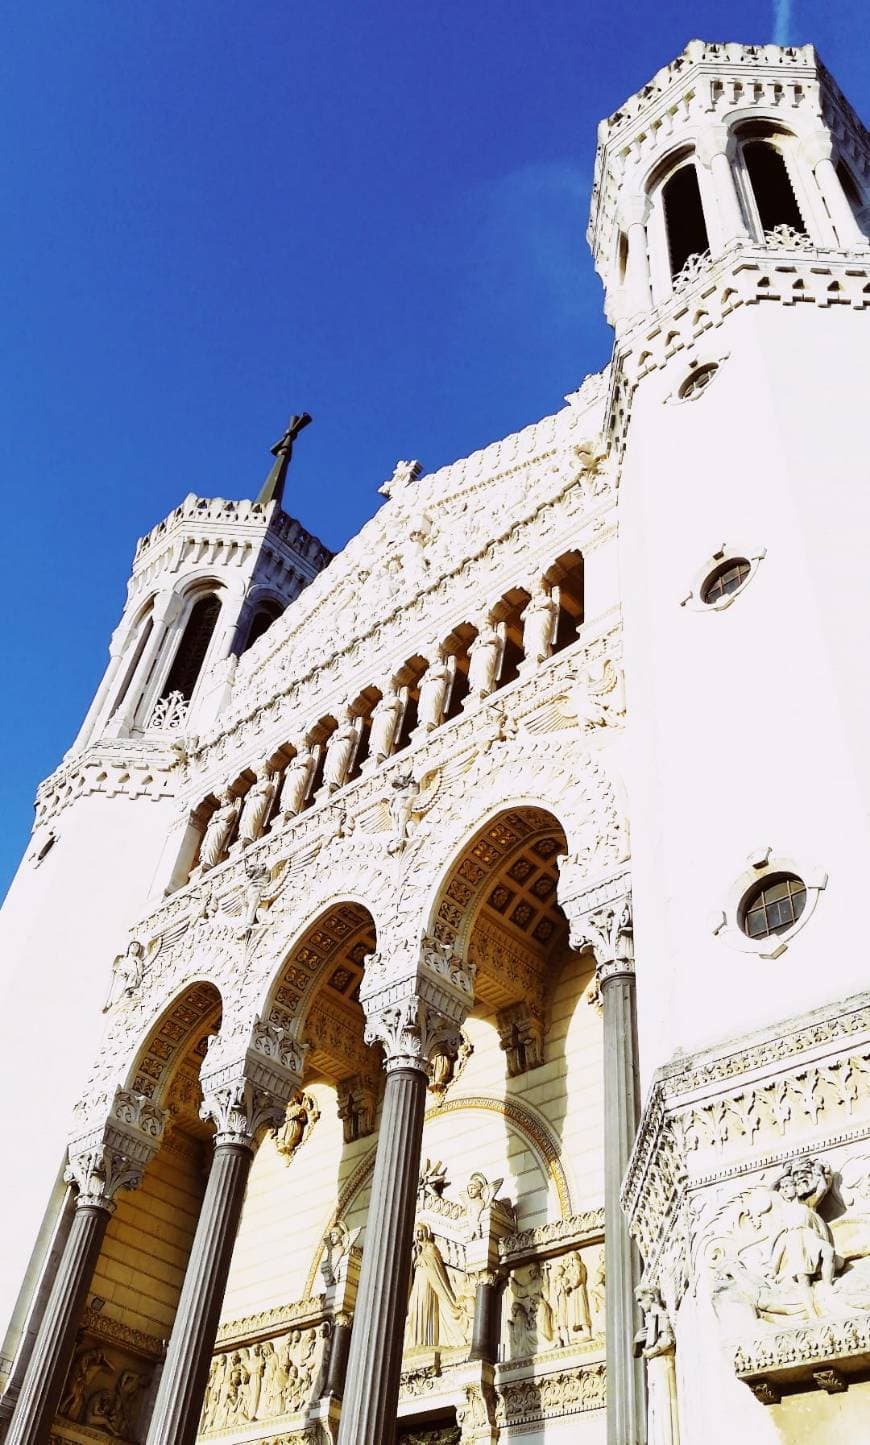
[102,939,145,1012]
[387,767,441,854]
[462,1171,505,1236]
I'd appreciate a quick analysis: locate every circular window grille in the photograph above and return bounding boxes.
[678,362,719,400]
[701,557,752,605]
[740,873,807,940]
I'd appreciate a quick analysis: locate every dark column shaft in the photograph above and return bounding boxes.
[337,1065,427,1445]
[145,1142,253,1445]
[602,971,646,1445]
[6,1203,110,1445]
[470,1279,498,1362]
[325,1319,351,1398]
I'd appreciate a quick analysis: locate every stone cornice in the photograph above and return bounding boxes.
[34,736,182,830]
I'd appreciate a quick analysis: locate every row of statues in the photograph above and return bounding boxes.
[196,581,567,875]
[200,1324,329,1432]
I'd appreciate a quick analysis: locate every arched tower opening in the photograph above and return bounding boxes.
[158,592,222,705]
[741,135,806,236]
[660,162,710,278]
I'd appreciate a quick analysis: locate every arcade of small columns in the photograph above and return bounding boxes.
[6,809,642,1445]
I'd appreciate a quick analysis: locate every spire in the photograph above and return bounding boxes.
[255,412,312,508]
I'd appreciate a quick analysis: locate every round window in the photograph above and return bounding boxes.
[678,362,718,400]
[701,557,751,605]
[740,873,807,940]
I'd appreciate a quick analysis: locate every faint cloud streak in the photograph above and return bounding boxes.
[773,0,793,45]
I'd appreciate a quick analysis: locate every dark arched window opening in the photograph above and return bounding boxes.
[662,165,710,278]
[242,600,283,654]
[160,594,221,703]
[743,141,805,235]
[837,160,863,218]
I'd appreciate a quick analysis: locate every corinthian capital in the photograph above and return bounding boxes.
[65,1086,168,1211]
[198,1015,309,1147]
[200,1076,289,1147]
[363,991,463,1075]
[559,867,634,985]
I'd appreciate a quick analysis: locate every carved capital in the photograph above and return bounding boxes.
[359,931,474,1073]
[65,1087,167,1211]
[800,129,835,169]
[695,123,730,167]
[559,868,634,984]
[617,192,651,229]
[200,1076,289,1148]
[199,1015,309,1146]
[363,991,464,1075]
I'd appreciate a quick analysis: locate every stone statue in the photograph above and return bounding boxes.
[247,1342,267,1420]
[549,1250,592,1344]
[336,1076,376,1143]
[636,1285,679,1445]
[200,789,241,871]
[368,687,405,764]
[521,580,559,666]
[223,1351,250,1421]
[416,653,454,732]
[322,712,361,793]
[770,1158,836,1313]
[238,764,277,845]
[405,1224,469,1349]
[589,1249,606,1326]
[60,1348,109,1421]
[388,770,420,853]
[467,620,504,701]
[278,745,316,818]
[461,1172,504,1237]
[428,1042,456,1097]
[320,1219,360,1286]
[274,1091,319,1163]
[102,939,145,1012]
[562,656,625,730]
[85,1369,148,1438]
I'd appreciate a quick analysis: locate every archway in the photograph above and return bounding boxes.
[57,982,223,1441]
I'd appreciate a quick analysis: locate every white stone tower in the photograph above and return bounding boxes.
[593,43,870,1442]
[0,425,329,1394]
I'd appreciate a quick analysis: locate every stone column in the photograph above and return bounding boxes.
[619,195,652,320]
[325,1314,352,1399]
[6,1093,163,1445]
[561,870,645,1445]
[337,938,473,1445]
[146,1023,305,1445]
[802,132,866,249]
[697,125,748,248]
[469,1274,499,1363]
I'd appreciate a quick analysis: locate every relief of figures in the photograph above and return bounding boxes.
[506,1248,600,1360]
[699,1154,870,1331]
[200,1325,329,1432]
[636,1285,680,1445]
[60,1348,149,1439]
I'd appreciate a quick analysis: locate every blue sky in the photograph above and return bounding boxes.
[1,1,868,895]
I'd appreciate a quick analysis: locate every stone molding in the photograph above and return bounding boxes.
[35,736,180,830]
[498,1209,605,1266]
[557,865,633,981]
[199,1019,308,1145]
[78,1305,164,1361]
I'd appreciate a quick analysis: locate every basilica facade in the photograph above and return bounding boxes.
[1,38,869,1445]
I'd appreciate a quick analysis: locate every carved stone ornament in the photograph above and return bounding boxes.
[64,1146,145,1211]
[201,1076,291,1148]
[558,867,633,982]
[65,1086,168,1209]
[363,992,464,1075]
[200,1016,309,1122]
[274,1090,320,1164]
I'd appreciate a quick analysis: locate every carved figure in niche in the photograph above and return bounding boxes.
[238,763,277,845]
[60,1348,109,1421]
[507,1262,554,1358]
[416,653,454,733]
[368,686,405,764]
[561,656,625,730]
[402,507,433,583]
[85,1369,148,1438]
[278,744,316,818]
[521,579,559,666]
[322,712,361,793]
[462,1172,505,1237]
[247,1343,266,1419]
[497,1002,544,1078]
[405,1224,469,1349]
[467,620,504,702]
[770,1159,836,1314]
[200,789,241,871]
[102,939,144,1012]
[274,1091,319,1163]
[320,1219,361,1287]
[260,1341,279,1418]
[428,1042,456,1097]
[549,1250,592,1344]
[636,1286,679,1445]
